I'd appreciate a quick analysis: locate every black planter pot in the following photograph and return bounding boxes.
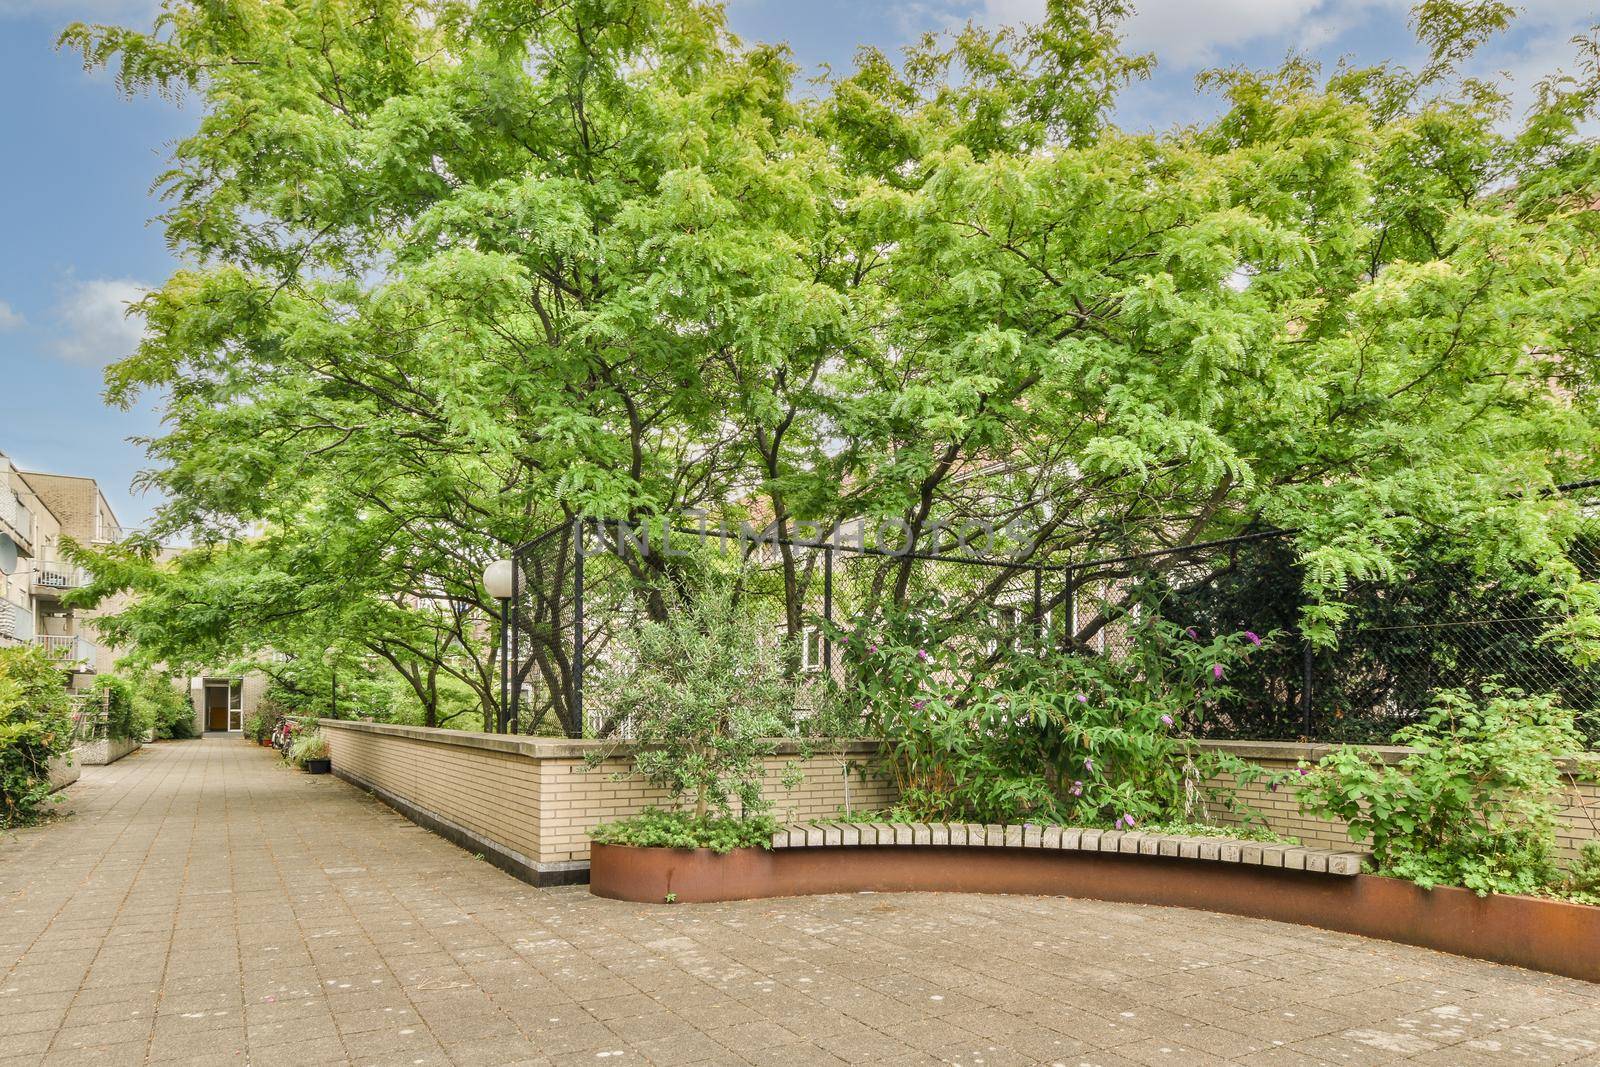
[302,757,331,775]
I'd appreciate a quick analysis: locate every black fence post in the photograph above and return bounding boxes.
[1032,566,1043,646]
[509,584,520,735]
[572,518,585,739]
[822,544,833,675]
[497,599,510,733]
[1301,639,1315,740]
[1063,565,1076,649]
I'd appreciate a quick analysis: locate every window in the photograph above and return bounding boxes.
[800,626,825,673]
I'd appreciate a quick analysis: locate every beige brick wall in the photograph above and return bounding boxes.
[535,749,896,867]
[331,727,543,863]
[1198,742,1600,863]
[320,721,894,873]
[316,725,1600,876]
[17,473,100,544]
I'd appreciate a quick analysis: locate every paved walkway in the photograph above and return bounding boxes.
[2,740,1598,1067]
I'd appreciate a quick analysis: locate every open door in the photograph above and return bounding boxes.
[205,683,230,731]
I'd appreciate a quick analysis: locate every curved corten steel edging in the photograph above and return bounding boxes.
[589,844,1600,983]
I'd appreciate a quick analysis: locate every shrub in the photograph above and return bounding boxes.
[1560,842,1600,906]
[132,671,195,740]
[841,611,1271,827]
[288,729,329,767]
[243,710,274,742]
[1296,686,1583,895]
[590,808,780,853]
[589,584,798,820]
[0,644,74,827]
[89,676,148,741]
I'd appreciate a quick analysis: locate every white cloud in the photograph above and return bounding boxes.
[0,0,156,18]
[51,278,149,367]
[0,301,22,331]
[957,0,1406,68]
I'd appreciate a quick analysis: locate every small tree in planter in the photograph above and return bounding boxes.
[588,584,800,852]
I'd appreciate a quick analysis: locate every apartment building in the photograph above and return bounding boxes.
[0,450,126,687]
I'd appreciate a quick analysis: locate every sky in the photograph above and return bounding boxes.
[1,0,1597,534]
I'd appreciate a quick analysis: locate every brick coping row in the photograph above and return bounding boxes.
[772,821,1366,876]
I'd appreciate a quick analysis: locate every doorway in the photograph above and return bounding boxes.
[204,683,230,731]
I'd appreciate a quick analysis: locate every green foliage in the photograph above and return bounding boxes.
[243,709,275,742]
[1297,686,1584,895]
[840,612,1271,826]
[56,0,1600,736]
[129,671,194,740]
[590,584,799,819]
[1558,842,1600,906]
[89,676,147,742]
[0,644,74,827]
[288,728,330,767]
[590,808,780,853]
[1167,531,1600,746]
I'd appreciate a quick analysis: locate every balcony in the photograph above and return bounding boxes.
[0,491,33,557]
[32,562,86,600]
[34,634,95,670]
[0,600,33,644]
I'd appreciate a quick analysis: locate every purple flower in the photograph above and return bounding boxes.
[1268,781,1278,793]
[1296,766,1308,777]
[867,642,878,654]
[1070,780,1084,796]
[1160,713,1174,726]
[916,649,930,662]
[911,699,926,711]
[1185,627,1199,640]
[1122,814,1136,828]
[1244,631,1261,646]
[1212,664,1224,680]
[1075,692,1088,704]
[1084,758,1094,773]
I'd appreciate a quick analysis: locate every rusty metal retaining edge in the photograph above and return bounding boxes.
[589,843,1600,983]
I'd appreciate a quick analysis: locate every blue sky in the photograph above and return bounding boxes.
[1,0,1596,532]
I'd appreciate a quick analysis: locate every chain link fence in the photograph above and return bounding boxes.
[511,508,1600,746]
[1083,526,1600,746]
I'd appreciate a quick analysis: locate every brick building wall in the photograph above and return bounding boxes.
[18,472,102,544]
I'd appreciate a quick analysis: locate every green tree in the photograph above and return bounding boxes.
[59,0,1600,706]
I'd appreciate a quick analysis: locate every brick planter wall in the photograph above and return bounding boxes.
[318,720,894,885]
[1197,740,1600,863]
[316,722,1600,882]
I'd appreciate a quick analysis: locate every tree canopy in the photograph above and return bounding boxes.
[62,0,1600,729]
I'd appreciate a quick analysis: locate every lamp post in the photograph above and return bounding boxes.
[482,558,515,734]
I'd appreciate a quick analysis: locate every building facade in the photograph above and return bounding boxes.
[0,451,123,687]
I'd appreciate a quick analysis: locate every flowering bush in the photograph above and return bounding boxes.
[1296,686,1589,896]
[839,610,1272,827]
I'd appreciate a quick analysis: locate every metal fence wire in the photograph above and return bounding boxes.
[510,510,1600,746]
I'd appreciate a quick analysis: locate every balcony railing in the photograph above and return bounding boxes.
[34,634,94,667]
[0,491,32,551]
[33,562,86,593]
[0,601,33,642]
